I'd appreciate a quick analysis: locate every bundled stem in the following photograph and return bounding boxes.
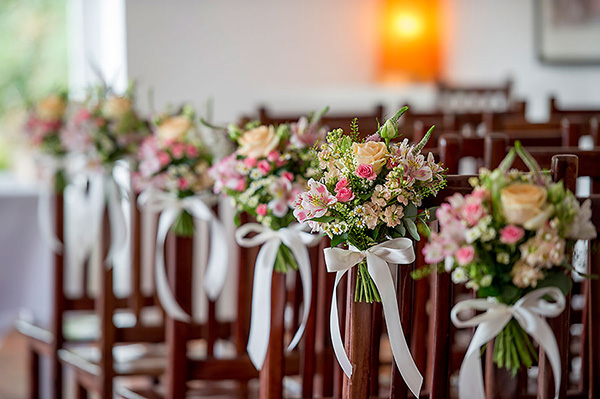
[172,210,195,237]
[54,169,68,194]
[354,261,381,303]
[274,243,298,273]
[492,319,538,376]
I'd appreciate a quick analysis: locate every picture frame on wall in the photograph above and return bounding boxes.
[536,0,600,64]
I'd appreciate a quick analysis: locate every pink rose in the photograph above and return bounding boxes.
[355,164,376,180]
[157,152,171,167]
[500,225,525,245]
[171,143,185,159]
[335,178,349,191]
[462,202,484,226]
[455,246,475,265]
[281,171,294,181]
[267,151,280,162]
[186,145,199,158]
[178,177,190,190]
[336,187,355,202]
[257,160,272,175]
[243,157,257,167]
[256,204,268,216]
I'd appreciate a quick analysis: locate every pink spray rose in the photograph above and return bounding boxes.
[336,187,355,202]
[455,246,475,265]
[267,151,280,162]
[355,164,377,180]
[256,204,268,216]
[257,160,272,175]
[500,225,525,245]
[244,157,258,168]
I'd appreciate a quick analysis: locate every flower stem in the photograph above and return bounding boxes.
[172,210,195,237]
[355,261,381,303]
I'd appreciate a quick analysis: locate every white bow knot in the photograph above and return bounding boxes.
[139,189,228,323]
[324,238,423,398]
[235,223,320,371]
[451,287,565,399]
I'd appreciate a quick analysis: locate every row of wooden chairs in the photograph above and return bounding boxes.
[18,107,600,398]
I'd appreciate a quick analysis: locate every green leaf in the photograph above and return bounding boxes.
[395,223,406,236]
[331,233,348,248]
[311,215,335,223]
[404,218,420,241]
[412,125,435,155]
[536,270,573,296]
[498,148,516,173]
[404,203,418,218]
[417,220,431,237]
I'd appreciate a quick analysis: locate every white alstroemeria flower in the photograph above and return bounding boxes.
[566,199,597,240]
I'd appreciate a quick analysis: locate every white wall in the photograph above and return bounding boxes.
[75,0,600,122]
[124,0,398,123]
[441,0,600,120]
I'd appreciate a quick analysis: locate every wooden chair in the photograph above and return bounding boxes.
[436,78,514,113]
[485,140,600,398]
[549,96,600,140]
[57,191,166,399]
[258,104,384,138]
[405,155,579,399]
[16,191,80,399]
[117,213,323,399]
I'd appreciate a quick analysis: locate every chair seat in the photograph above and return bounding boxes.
[59,339,239,377]
[16,306,164,343]
[117,382,259,399]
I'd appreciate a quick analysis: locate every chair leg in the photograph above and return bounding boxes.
[28,348,40,399]
[50,353,63,399]
[75,383,88,399]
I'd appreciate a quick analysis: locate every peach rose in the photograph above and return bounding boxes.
[500,183,547,227]
[237,125,280,158]
[352,141,388,172]
[36,95,66,121]
[101,97,132,120]
[157,116,192,143]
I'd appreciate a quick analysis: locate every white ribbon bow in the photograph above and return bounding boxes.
[139,189,228,323]
[235,223,321,371]
[324,238,422,398]
[451,287,566,399]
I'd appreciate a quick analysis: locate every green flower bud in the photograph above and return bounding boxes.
[227,123,242,140]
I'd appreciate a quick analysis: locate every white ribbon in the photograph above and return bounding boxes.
[324,238,422,398]
[35,156,67,254]
[235,223,321,371]
[138,190,228,323]
[451,287,566,399]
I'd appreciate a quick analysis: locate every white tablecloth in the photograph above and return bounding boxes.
[0,173,52,338]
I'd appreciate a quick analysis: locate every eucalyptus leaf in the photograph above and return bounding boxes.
[404,218,420,241]
[331,233,348,248]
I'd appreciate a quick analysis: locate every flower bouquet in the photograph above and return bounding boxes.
[72,85,149,166]
[25,91,70,192]
[208,107,328,272]
[135,104,231,317]
[294,107,446,301]
[292,107,445,395]
[422,143,596,392]
[208,108,327,370]
[135,104,214,237]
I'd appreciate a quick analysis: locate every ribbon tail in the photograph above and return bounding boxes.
[202,215,229,302]
[518,312,562,399]
[284,235,311,352]
[458,317,512,399]
[155,209,192,322]
[247,239,279,370]
[105,177,128,268]
[37,185,63,253]
[330,269,353,377]
[366,253,422,398]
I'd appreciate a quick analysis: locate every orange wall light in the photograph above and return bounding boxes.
[378,0,440,82]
